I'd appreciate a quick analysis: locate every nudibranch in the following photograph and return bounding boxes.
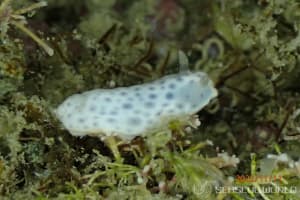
[55,72,218,140]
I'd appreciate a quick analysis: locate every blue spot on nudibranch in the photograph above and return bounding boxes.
[135,92,141,97]
[168,83,176,89]
[107,118,116,123]
[168,109,175,113]
[160,80,166,84]
[92,96,98,101]
[149,94,157,99]
[177,103,184,109]
[120,91,127,96]
[110,110,118,115]
[176,76,183,82]
[189,79,195,84]
[89,106,96,111]
[147,119,154,124]
[185,94,190,99]
[99,111,106,115]
[149,86,155,90]
[192,104,197,108]
[162,102,169,107]
[166,92,174,100]
[134,87,141,91]
[128,117,142,125]
[134,110,141,114]
[93,122,98,127]
[145,102,155,108]
[122,103,133,109]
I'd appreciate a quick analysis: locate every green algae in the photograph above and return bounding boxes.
[1,0,300,199]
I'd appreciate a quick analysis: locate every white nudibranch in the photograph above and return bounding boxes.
[55,72,218,140]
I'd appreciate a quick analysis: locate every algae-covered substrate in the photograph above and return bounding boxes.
[0,0,300,199]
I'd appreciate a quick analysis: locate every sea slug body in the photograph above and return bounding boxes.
[55,72,218,140]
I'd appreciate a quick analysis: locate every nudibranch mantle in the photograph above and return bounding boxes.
[55,72,218,140]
